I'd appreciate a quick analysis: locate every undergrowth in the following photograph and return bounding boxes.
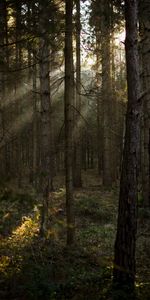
[0,173,149,299]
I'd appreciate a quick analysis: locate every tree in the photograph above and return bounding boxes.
[90,0,123,185]
[0,0,14,180]
[100,0,113,187]
[39,0,53,236]
[64,0,75,245]
[139,0,150,208]
[113,0,141,296]
[73,0,82,188]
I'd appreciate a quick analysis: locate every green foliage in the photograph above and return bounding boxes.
[138,192,144,207]
[112,287,137,300]
[0,186,35,205]
[136,283,150,300]
[20,264,57,300]
[138,207,150,219]
[0,186,36,236]
[75,195,116,223]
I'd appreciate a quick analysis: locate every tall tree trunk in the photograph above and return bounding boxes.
[73,0,82,188]
[96,33,103,176]
[101,0,112,187]
[139,0,150,208]
[15,0,22,187]
[39,1,52,237]
[110,32,118,182]
[0,0,6,177]
[4,0,9,67]
[65,0,75,245]
[113,0,141,294]
[32,52,38,187]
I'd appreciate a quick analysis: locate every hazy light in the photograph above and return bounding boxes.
[115,30,125,46]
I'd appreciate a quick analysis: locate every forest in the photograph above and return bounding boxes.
[0,0,149,299]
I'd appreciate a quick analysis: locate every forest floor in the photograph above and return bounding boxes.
[0,170,150,300]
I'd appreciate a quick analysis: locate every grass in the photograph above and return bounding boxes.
[0,171,149,299]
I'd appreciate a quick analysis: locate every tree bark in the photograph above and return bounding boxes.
[32,52,38,187]
[113,0,141,294]
[0,0,6,177]
[95,32,103,176]
[139,0,150,208]
[39,0,52,237]
[64,0,75,245]
[73,0,82,188]
[101,0,113,187]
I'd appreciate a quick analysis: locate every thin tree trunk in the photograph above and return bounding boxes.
[32,53,38,187]
[15,0,22,187]
[96,33,103,175]
[101,0,112,187]
[73,0,82,188]
[0,0,6,177]
[64,0,75,245]
[39,1,52,237]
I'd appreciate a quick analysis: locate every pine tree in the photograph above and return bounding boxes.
[64,0,75,245]
[113,0,141,296]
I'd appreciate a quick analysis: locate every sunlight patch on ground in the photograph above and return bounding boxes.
[10,214,39,244]
[0,255,11,275]
[0,209,40,275]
